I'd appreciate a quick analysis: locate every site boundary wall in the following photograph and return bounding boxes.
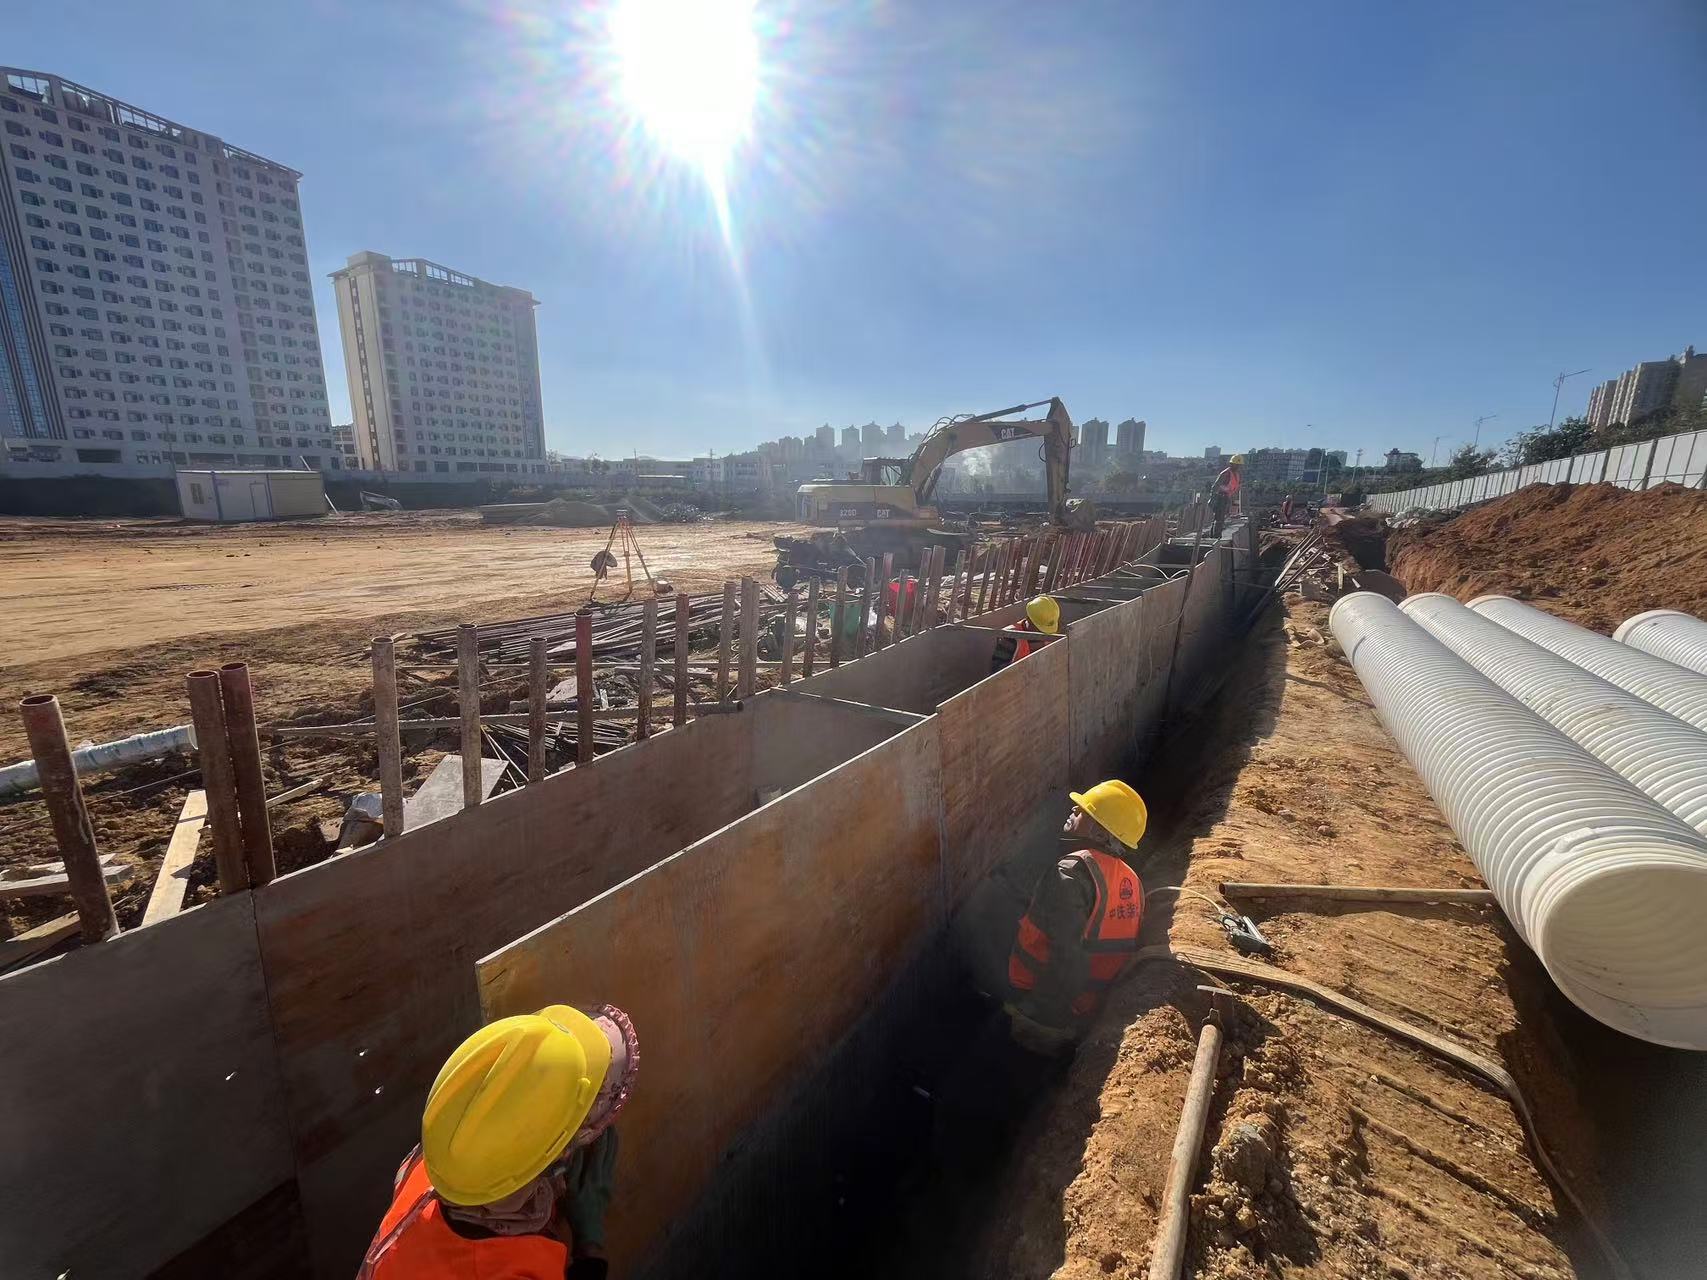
[1367,428,1707,514]
[0,531,1247,1279]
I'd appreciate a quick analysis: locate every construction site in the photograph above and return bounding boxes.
[4,466,1707,1280]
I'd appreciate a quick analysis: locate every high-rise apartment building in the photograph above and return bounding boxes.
[840,425,860,456]
[861,421,883,452]
[1586,378,1618,430]
[813,424,834,457]
[1077,418,1109,469]
[885,421,905,451]
[1589,345,1706,429]
[0,69,331,455]
[332,251,542,473]
[1114,417,1145,458]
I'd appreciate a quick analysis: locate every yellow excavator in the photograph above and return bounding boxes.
[775,397,1090,587]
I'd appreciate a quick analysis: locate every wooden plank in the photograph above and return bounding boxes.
[401,755,506,832]
[828,568,847,668]
[875,552,894,650]
[921,545,944,631]
[373,639,406,836]
[0,910,79,971]
[0,856,131,901]
[780,589,796,685]
[218,663,275,885]
[142,789,208,926]
[266,776,326,808]
[937,630,1071,905]
[858,558,876,657]
[716,581,736,700]
[946,549,968,624]
[0,894,294,1277]
[673,592,690,729]
[457,626,483,807]
[802,576,820,676]
[1220,882,1498,905]
[477,719,944,1275]
[255,710,758,1276]
[738,577,760,698]
[576,611,596,765]
[528,636,549,779]
[637,600,656,740]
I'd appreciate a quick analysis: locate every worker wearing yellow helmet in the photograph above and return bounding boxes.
[1007,780,1149,1051]
[991,594,1061,673]
[359,1003,639,1280]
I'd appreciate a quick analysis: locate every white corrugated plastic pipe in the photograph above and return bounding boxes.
[1467,595,1707,734]
[1329,592,1707,1048]
[1402,593,1707,837]
[1615,609,1707,677]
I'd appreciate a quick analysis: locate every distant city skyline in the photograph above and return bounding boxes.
[7,2,1703,474]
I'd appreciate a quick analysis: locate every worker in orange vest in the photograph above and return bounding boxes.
[1211,455,1244,536]
[1007,780,1148,1050]
[359,1003,640,1279]
[991,595,1061,673]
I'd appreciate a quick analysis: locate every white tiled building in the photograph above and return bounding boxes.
[331,251,544,474]
[0,69,335,470]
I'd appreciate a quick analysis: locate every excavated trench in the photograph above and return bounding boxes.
[642,607,1280,1280]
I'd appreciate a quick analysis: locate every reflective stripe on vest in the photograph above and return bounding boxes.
[1007,850,1143,1002]
[358,1149,570,1280]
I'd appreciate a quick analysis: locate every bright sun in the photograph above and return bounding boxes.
[610,0,759,180]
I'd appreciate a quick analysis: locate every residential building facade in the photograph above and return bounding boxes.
[332,250,543,474]
[0,68,332,464]
[1590,345,1706,428]
[1077,417,1109,470]
[1114,417,1145,459]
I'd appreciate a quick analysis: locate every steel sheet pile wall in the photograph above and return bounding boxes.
[479,720,947,1268]
[0,528,1244,1279]
[475,538,1246,1278]
[0,896,294,1278]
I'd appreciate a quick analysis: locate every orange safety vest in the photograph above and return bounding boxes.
[992,618,1037,672]
[358,1149,570,1280]
[1008,849,1143,1019]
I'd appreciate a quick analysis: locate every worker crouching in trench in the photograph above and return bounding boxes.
[1005,780,1148,1054]
[991,596,1061,673]
[359,1004,639,1279]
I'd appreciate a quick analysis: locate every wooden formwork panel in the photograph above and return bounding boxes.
[0,894,296,1279]
[1066,594,1147,784]
[257,711,756,1275]
[476,720,945,1274]
[937,632,1071,907]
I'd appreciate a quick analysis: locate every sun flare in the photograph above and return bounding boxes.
[610,0,760,182]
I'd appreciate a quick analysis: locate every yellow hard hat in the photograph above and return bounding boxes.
[422,1005,612,1206]
[1026,595,1061,635]
[1229,454,1245,465]
[1069,779,1148,850]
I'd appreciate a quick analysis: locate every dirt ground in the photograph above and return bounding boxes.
[927,596,1614,1280]
[1387,482,1707,633]
[0,512,804,934]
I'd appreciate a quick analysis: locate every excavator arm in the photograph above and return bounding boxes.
[904,397,1076,522]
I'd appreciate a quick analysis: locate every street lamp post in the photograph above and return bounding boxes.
[1549,369,1590,429]
[1431,434,1451,468]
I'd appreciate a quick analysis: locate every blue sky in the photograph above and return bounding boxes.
[10,1,1705,464]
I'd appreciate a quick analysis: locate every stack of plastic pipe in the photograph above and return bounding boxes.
[1401,593,1707,837]
[1615,608,1707,678]
[1329,592,1707,1049]
[1466,594,1707,734]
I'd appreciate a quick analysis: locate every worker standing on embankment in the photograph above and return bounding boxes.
[359,1004,639,1279]
[991,596,1061,673]
[1211,455,1244,536]
[1006,781,1147,1053]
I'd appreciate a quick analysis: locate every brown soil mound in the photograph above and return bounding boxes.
[1388,482,1707,633]
[1320,515,1388,571]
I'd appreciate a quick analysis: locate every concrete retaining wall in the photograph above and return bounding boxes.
[0,527,1247,1278]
